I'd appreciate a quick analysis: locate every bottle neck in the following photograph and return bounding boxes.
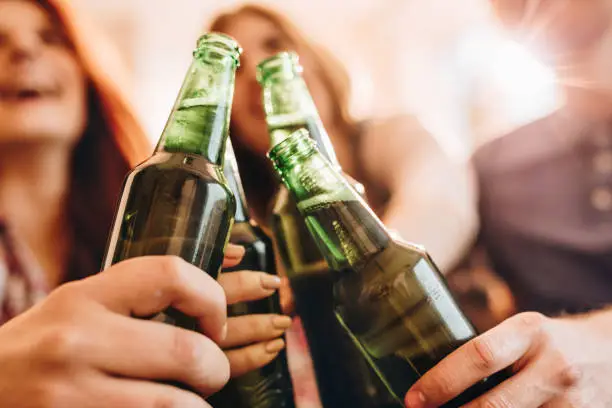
[223,140,250,223]
[263,73,340,168]
[155,55,236,166]
[270,134,390,270]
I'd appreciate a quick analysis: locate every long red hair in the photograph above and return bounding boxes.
[209,4,359,221]
[39,0,151,281]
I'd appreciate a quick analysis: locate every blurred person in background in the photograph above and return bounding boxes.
[210,4,477,276]
[0,0,287,406]
[477,0,612,316]
[209,4,480,407]
[404,1,612,406]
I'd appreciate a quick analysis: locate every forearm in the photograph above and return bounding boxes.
[381,162,479,273]
[357,115,480,272]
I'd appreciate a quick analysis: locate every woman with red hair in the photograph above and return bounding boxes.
[0,1,286,406]
[208,5,479,407]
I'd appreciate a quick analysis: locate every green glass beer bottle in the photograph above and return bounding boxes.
[257,52,397,408]
[102,33,241,330]
[207,140,295,408]
[258,52,355,279]
[268,129,511,407]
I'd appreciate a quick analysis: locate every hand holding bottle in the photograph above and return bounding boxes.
[218,268,292,378]
[0,254,240,408]
[405,311,612,408]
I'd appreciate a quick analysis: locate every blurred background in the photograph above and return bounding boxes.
[3,3,612,403]
[73,0,561,161]
[5,0,608,331]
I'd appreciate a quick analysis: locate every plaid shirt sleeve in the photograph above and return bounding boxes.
[0,221,48,326]
[0,220,325,407]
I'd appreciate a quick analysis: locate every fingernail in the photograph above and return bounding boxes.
[405,390,427,408]
[272,315,293,330]
[261,274,282,290]
[265,338,285,353]
[225,244,245,259]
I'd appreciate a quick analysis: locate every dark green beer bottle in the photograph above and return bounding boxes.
[268,129,511,407]
[207,140,295,408]
[102,33,241,330]
[257,52,397,408]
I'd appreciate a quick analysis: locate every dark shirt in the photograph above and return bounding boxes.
[473,109,612,316]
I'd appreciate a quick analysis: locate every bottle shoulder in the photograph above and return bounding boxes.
[126,152,235,207]
[134,152,222,179]
[370,240,428,269]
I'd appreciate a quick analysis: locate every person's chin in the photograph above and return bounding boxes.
[1,125,79,145]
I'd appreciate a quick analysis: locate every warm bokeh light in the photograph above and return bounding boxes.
[486,39,561,122]
[72,0,564,157]
[457,26,562,146]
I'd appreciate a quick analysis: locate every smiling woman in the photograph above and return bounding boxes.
[0,0,150,291]
[0,0,294,407]
[0,2,291,406]
[0,1,86,144]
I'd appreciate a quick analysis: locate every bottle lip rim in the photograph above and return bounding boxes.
[256,51,302,83]
[196,32,243,65]
[267,128,315,163]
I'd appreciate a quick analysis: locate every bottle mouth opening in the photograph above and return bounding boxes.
[196,32,243,66]
[256,51,302,83]
[267,128,316,168]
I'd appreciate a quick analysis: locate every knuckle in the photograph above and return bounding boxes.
[420,371,457,400]
[230,347,263,377]
[475,395,513,408]
[469,336,498,371]
[222,271,252,303]
[151,394,184,408]
[241,348,261,369]
[232,315,267,339]
[234,271,252,292]
[552,356,582,388]
[171,329,205,372]
[170,330,228,395]
[46,282,82,308]
[159,256,189,288]
[246,316,272,340]
[514,312,546,333]
[152,395,183,408]
[37,325,83,365]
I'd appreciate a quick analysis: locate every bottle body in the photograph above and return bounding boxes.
[272,188,399,408]
[272,187,328,277]
[103,152,235,328]
[270,131,510,406]
[301,198,509,404]
[211,220,295,408]
[319,214,509,404]
[260,51,395,407]
[209,140,295,408]
[102,32,241,330]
